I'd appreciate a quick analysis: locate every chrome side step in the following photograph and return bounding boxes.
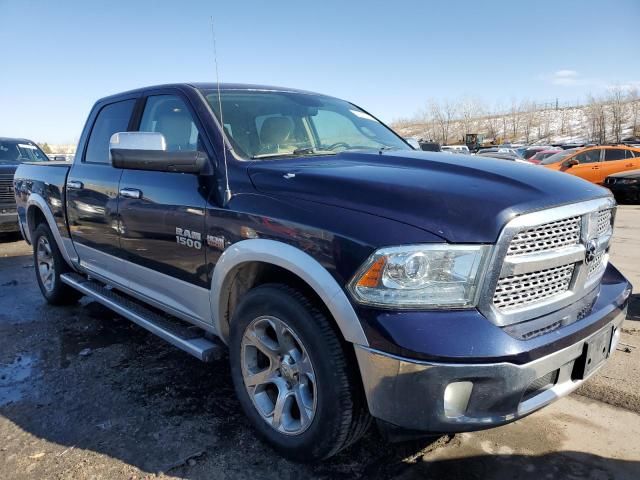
[61,273,224,362]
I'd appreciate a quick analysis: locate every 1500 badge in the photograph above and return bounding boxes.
[175,227,202,250]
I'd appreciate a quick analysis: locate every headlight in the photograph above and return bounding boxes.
[348,244,490,309]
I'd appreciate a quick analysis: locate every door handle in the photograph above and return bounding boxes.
[119,188,142,199]
[626,163,634,167]
[591,166,600,170]
[67,180,84,190]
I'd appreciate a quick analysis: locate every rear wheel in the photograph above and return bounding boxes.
[32,223,82,305]
[229,284,371,462]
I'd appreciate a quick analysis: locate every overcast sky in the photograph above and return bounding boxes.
[1,0,639,143]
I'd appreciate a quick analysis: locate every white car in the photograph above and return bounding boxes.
[441,145,470,154]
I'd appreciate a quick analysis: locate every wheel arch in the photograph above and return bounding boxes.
[210,239,368,347]
[25,194,77,268]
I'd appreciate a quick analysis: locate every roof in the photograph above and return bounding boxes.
[0,137,34,143]
[96,82,333,105]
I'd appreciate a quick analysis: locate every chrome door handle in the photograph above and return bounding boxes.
[119,188,142,199]
[67,180,84,190]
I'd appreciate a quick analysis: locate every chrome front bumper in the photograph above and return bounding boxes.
[355,308,626,432]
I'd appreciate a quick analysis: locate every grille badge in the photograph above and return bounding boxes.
[584,239,598,265]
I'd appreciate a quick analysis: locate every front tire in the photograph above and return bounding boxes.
[32,223,82,305]
[229,284,371,462]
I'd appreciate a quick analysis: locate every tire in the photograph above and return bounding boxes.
[31,223,82,305]
[229,283,371,462]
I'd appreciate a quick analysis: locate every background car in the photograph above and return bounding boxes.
[522,145,561,160]
[476,151,530,162]
[528,149,565,164]
[0,137,50,232]
[542,145,640,184]
[441,145,470,154]
[604,169,640,203]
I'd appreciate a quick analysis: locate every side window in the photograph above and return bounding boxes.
[604,149,626,161]
[575,149,601,164]
[310,110,378,148]
[627,149,637,159]
[84,100,135,164]
[139,95,200,152]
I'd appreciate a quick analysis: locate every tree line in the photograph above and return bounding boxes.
[393,88,640,145]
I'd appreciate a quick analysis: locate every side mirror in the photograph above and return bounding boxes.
[563,158,579,168]
[109,132,207,174]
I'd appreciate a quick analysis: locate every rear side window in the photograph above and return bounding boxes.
[84,99,135,164]
[604,149,626,161]
[575,149,601,164]
[627,149,637,158]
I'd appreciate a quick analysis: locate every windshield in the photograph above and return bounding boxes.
[201,90,411,159]
[541,149,577,165]
[0,139,49,164]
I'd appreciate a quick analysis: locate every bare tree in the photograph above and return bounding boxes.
[459,97,484,140]
[430,99,457,144]
[608,87,626,143]
[509,100,522,140]
[630,88,640,137]
[585,94,607,144]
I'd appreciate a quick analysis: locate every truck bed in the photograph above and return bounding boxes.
[14,162,71,244]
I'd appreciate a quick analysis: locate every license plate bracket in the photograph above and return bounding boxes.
[582,327,614,378]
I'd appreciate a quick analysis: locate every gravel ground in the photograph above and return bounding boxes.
[0,205,639,480]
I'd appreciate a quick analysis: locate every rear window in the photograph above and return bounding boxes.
[84,100,135,164]
[0,140,49,164]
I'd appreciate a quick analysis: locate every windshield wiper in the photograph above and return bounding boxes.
[251,148,337,159]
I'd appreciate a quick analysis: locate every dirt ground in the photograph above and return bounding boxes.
[0,206,639,480]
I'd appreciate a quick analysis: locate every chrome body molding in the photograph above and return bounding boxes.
[210,238,369,346]
[24,193,79,267]
[354,307,626,432]
[73,243,213,330]
[477,197,616,326]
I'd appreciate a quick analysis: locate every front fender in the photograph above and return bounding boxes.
[210,238,368,346]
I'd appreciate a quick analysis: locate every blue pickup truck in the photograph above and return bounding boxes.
[13,83,632,461]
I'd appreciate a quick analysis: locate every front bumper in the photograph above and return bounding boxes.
[0,207,19,232]
[355,304,627,433]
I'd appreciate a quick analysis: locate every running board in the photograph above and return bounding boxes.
[61,273,224,362]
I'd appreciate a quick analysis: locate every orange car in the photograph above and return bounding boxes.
[542,145,640,184]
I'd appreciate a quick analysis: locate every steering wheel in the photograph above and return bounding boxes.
[325,142,350,151]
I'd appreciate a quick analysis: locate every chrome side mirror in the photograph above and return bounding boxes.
[109,132,206,174]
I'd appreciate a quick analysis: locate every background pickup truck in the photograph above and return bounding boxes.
[13,83,632,462]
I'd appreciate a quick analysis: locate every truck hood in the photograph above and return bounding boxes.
[0,164,18,176]
[248,150,611,243]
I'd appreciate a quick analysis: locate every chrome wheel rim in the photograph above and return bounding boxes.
[241,316,317,435]
[37,236,55,292]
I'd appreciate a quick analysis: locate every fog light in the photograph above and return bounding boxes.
[444,381,473,418]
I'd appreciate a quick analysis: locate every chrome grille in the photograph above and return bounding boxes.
[507,216,581,256]
[0,175,14,204]
[493,264,575,311]
[596,209,612,236]
[587,251,606,277]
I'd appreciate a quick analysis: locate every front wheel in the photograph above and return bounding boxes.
[229,284,371,462]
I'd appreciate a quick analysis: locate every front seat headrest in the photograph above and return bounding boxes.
[260,116,293,145]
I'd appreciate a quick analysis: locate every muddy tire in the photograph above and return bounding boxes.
[229,283,371,462]
[32,223,82,305]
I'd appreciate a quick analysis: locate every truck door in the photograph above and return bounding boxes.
[117,93,212,323]
[67,98,136,279]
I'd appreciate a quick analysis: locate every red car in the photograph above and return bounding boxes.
[528,149,564,164]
